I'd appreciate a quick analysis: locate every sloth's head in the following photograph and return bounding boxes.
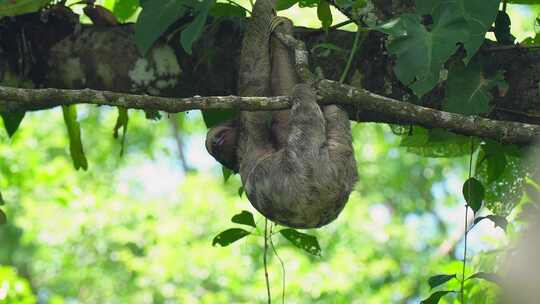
[205,119,239,172]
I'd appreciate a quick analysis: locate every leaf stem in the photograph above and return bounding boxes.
[264,219,271,304]
[461,139,474,304]
[269,224,286,304]
[339,26,363,83]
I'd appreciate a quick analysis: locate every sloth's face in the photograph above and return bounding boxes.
[205,120,239,172]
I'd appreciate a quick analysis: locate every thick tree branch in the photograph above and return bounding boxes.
[1,83,539,145]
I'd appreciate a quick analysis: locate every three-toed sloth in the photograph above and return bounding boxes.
[206,10,357,228]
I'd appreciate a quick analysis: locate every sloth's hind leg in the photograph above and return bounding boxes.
[286,84,326,166]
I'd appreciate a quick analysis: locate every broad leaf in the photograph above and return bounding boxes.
[494,11,515,45]
[444,61,507,115]
[480,140,509,184]
[276,0,298,10]
[0,190,4,205]
[317,0,332,31]
[0,0,50,17]
[62,105,88,171]
[428,274,456,290]
[463,178,485,212]
[134,0,189,55]
[1,111,25,138]
[420,290,454,304]
[473,215,508,232]
[378,0,500,96]
[210,2,246,17]
[231,210,256,228]
[280,229,321,256]
[400,127,472,157]
[202,110,237,128]
[212,228,251,246]
[467,272,501,285]
[113,0,140,21]
[180,0,214,55]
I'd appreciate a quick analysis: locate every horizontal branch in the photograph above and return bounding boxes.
[0,86,291,112]
[0,83,539,145]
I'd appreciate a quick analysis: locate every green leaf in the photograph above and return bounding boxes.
[420,290,454,304]
[276,0,298,10]
[400,127,472,157]
[222,166,233,182]
[238,186,244,198]
[0,208,6,225]
[486,151,507,184]
[231,210,256,228]
[378,0,500,96]
[444,61,506,115]
[113,0,140,22]
[0,0,50,17]
[201,110,237,128]
[494,11,515,45]
[467,272,501,285]
[113,107,129,156]
[210,2,246,17]
[463,178,485,212]
[134,0,189,55]
[317,0,332,31]
[181,0,214,55]
[1,111,25,138]
[62,105,88,171]
[212,228,250,246]
[428,274,456,290]
[280,228,321,256]
[0,190,4,205]
[473,215,508,232]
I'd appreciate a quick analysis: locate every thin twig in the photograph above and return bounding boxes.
[269,224,286,304]
[339,26,363,83]
[264,219,271,304]
[461,140,475,304]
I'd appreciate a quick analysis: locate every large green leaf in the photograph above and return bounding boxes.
[212,228,250,246]
[317,0,332,31]
[210,2,246,17]
[463,177,485,213]
[378,0,500,96]
[113,0,140,22]
[62,105,88,171]
[280,229,321,256]
[428,274,456,290]
[400,127,472,157]
[444,61,507,115]
[134,0,190,55]
[420,290,454,304]
[201,110,237,128]
[180,0,214,55]
[0,0,50,17]
[231,210,257,228]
